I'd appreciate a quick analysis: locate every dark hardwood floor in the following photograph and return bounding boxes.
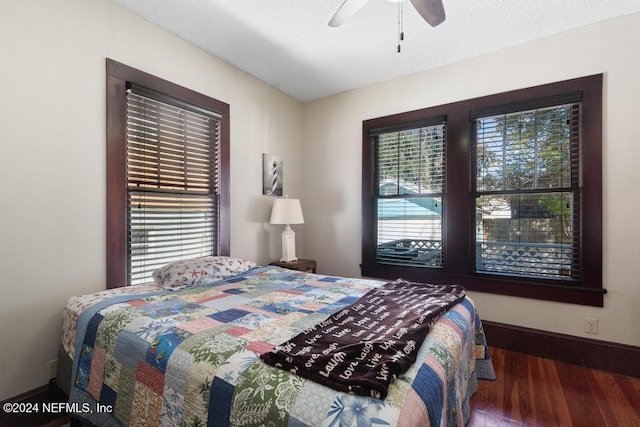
[0,382,70,427]
[2,347,639,426]
[470,347,640,426]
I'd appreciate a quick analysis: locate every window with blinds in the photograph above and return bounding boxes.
[362,75,602,305]
[373,121,445,267]
[473,102,581,280]
[126,86,221,285]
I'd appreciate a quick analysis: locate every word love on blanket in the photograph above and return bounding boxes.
[261,279,465,399]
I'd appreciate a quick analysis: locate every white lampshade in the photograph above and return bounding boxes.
[270,198,304,225]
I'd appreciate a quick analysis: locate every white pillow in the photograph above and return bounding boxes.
[152,256,257,290]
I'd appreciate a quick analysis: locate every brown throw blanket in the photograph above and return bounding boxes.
[261,279,465,399]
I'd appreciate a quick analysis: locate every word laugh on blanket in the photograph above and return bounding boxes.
[261,279,465,399]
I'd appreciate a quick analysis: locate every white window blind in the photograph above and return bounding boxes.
[373,121,445,267]
[473,103,581,280]
[126,87,221,285]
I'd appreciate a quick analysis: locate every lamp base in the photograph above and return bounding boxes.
[280,225,298,262]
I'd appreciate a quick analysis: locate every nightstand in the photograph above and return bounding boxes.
[270,259,317,273]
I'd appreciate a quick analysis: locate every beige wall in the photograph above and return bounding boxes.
[302,13,640,348]
[0,0,303,400]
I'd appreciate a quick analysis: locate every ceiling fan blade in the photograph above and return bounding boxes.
[409,0,446,27]
[328,0,370,27]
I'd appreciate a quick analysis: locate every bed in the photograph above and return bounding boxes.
[60,258,494,426]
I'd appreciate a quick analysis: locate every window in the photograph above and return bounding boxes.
[373,119,445,268]
[362,75,604,306]
[107,60,230,287]
[473,101,581,281]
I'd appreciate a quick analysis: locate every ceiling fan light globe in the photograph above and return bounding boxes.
[330,0,445,28]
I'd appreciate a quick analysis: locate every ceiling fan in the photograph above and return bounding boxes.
[328,0,446,28]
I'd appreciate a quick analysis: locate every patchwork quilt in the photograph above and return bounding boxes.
[69,266,494,427]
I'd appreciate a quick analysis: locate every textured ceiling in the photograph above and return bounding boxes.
[112,0,640,102]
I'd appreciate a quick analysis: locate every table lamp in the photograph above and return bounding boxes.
[270,196,304,262]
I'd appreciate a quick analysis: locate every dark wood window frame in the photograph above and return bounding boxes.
[106,59,230,288]
[362,74,604,306]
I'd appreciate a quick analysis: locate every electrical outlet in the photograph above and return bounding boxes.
[585,317,598,334]
[48,359,58,379]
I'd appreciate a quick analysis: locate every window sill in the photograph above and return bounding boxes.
[361,263,605,307]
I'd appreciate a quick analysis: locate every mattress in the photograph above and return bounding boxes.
[65,266,494,426]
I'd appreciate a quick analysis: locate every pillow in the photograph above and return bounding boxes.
[152,256,257,290]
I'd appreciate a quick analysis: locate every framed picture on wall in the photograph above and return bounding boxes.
[262,153,283,196]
